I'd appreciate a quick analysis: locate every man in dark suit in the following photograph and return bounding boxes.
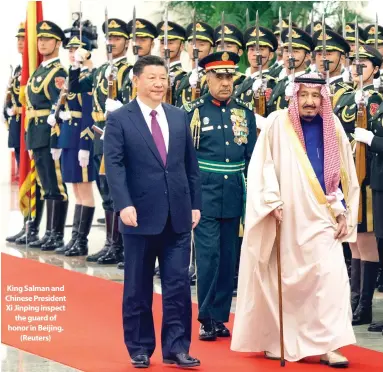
[104,55,202,369]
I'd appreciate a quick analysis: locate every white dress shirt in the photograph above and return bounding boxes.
[136,97,169,152]
[41,57,60,68]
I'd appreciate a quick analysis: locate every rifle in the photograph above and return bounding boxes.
[321,14,332,105]
[278,7,283,60]
[54,77,69,123]
[131,5,139,100]
[246,9,250,30]
[287,13,295,81]
[163,3,172,104]
[254,10,266,118]
[354,17,367,224]
[374,13,383,93]
[4,65,13,110]
[220,11,225,52]
[310,10,314,36]
[105,7,118,107]
[191,8,200,101]
[342,5,352,86]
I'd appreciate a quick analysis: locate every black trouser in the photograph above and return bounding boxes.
[194,215,240,323]
[122,218,192,359]
[14,147,20,168]
[93,154,113,211]
[33,147,67,200]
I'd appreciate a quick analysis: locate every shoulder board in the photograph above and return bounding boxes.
[368,90,382,98]
[234,97,253,111]
[174,69,185,77]
[184,96,206,113]
[338,82,353,91]
[53,61,65,69]
[265,74,277,81]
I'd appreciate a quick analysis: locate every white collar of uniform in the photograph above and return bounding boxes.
[113,56,126,65]
[380,68,383,75]
[250,69,269,79]
[277,59,284,67]
[42,57,59,67]
[287,70,306,82]
[136,96,165,118]
[170,60,181,68]
[330,74,342,83]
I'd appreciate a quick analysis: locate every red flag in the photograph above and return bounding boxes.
[18,1,43,217]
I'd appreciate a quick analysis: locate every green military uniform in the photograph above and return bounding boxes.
[184,51,256,339]
[157,20,187,103]
[233,26,278,112]
[267,27,314,113]
[25,21,68,251]
[174,22,215,108]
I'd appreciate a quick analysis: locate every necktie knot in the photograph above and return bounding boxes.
[150,110,158,118]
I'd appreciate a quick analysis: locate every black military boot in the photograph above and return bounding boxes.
[86,210,113,262]
[350,258,361,313]
[41,200,68,251]
[352,261,380,325]
[97,212,124,265]
[56,204,82,254]
[6,218,27,243]
[16,198,45,246]
[377,239,383,292]
[65,206,95,256]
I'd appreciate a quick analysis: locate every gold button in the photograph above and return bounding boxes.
[74,123,78,126]
[40,119,43,123]
[224,175,228,179]
[226,158,230,163]
[224,125,228,128]
[226,141,229,145]
[222,108,226,112]
[85,137,89,140]
[217,125,221,129]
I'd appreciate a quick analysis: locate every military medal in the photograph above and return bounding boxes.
[230,108,248,145]
[203,117,210,125]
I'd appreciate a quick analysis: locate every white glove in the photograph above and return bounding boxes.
[78,149,90,168]
[342,68,351,83]
[285,82,294,98]
[51,148,62,161]
[189,69,199,88]
[252,79,263,93]
[59,111,71,121]
[129,68,134,81]
[74,48,89,64]
[255,113,266,131]
[354,127,374,146]
[169,72,176,86]
[105,98,123,113]
[373,78,381,90]
[6,107,15,116]
[100,131,105,140]
[47,114,56,127]
[354,90,369,106]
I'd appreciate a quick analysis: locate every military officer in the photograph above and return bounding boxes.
[268,19,297,79]
[157,20,186,101]
[54,24,97,257]
[24,21,68,251]
[214,24,246,89]
[174,22,214,108]
[183,51,256,341]
[5,23,44,246]
[334,45,382,326]
[233,25,278,120]
[267,27,313,113]
[313,28,354,107]
[70,18,131,265]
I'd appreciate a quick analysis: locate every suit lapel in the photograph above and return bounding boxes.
[163,104,175,165]
[128,99,164,168]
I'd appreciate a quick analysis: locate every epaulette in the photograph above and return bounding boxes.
[53,61,64,69]
[234,97,253,111]
[183,96,206,113]
[368,89,383,99]
[338,82,354,91]
[173,69,184,77]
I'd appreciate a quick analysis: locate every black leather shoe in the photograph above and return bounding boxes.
[368,321,383,332]
[97,217,105,224]
[199,321,216,341]
[163,353,200,367]
[215,322,230,337]
[131,354,150,368]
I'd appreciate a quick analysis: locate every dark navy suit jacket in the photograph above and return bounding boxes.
[104,98,202,235]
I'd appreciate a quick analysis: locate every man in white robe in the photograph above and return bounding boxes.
[231,73,360,368]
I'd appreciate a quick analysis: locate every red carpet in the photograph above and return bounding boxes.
[1,253,383,371]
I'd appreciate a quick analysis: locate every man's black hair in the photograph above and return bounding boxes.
[133,55,167,76]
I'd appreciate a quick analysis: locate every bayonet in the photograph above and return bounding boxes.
[310,10,314,35]
[132,6,138,60]
[375,13,379,51]
[254,10,266,118]
[220,11,225,51]
[163,2,172,103]
[246,9,250,30]
[191,8,200,100]
[255,10,262,81]
[288,12,295,82]
[322,13,330,88]
[342,4,351,85]
[278,7,283,58]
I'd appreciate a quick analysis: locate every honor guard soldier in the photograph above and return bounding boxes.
[54,23,98,257]
[267,27,314,113]
[365,24,383,90]
[340,23,366,53]
[268,18,297,79]
[214,24,246,89]
[70,18,131,265]
[313,28,354,107]
[334,45,382,326]
[25,21,69,251]
[174,22,214,108]
[157,20,186,101]
[6,23,44,246]
[183,51,256,341]
[233,26,278,117]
